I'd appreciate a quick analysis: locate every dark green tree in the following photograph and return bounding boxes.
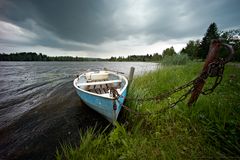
[198,22,219,59]
[152,53,162,61]
[181,40,200,59]
[162,46,177,57]
[234,40,240,61]
[220,29,240,61]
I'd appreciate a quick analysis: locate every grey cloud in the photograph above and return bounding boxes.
[1,0,116,44]
[144,0,240,41]
[0,0,240,53]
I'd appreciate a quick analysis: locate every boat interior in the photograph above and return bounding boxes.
[86,83,121,94]
[77,71,126,96]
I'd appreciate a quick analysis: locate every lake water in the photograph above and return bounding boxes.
[0,61,159,160]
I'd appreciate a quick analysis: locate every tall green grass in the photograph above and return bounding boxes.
[57,62,240,159]
[161,54,190,66]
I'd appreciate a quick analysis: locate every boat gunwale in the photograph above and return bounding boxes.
[73,71,128,100]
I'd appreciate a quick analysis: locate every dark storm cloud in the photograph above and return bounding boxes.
[0,0,239,54]
[143,0,240,42]
[0,0,119,44]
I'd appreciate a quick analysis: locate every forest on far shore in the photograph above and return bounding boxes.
[0,52,104,61]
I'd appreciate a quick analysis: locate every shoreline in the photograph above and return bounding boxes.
[57,62,240,159]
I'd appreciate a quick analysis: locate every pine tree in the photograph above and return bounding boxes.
[198,23,219,59]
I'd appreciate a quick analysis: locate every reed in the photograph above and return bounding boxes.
[57,62,240,159]
[161,54,190,66]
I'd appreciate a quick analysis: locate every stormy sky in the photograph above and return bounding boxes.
[0,0,239,58]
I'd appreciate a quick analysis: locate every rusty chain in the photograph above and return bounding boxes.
[110,77,195,115]
[201,58,225,95]
[110,57,229,116]
[110,40,234,115]
[111,79,196,116]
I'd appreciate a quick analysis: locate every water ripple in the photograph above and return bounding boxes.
[0,61,159,159]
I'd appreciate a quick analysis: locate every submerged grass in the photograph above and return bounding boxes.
[57,62,240,159]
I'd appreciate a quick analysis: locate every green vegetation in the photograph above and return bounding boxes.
[110,23,240,63]
[109,53,163,62]
[181,40,200,60]
[161,54,190,66]
[181,23,240,61]
[198,23,220,59]
[56,61,240,159]
[162,46,177,57]
[0,52,104,61]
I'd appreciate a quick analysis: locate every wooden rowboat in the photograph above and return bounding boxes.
[73,70,128,122]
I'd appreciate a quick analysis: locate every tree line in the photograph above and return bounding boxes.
[111,23,240,62]
[109,47,177,62]
[1,22,239,62]
[109,53,162,62]
[180,23,240,61]
[0,52,103,61]
[110,23,240,62]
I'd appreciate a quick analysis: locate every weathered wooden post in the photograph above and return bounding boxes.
[128,67,135,86]
[187,39,234,106]
[187,40,221,106]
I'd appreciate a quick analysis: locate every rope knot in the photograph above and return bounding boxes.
[110,87,120,99]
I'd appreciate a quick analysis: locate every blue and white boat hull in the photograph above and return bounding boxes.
[73,71,128,122]
[75,87,127,122]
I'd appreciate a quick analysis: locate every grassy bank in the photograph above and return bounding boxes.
[56,62,240,159]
